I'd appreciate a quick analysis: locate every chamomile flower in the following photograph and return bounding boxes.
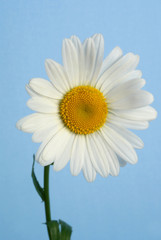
[17,34,157,182]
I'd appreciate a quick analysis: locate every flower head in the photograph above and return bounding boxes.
[17,34,157,182]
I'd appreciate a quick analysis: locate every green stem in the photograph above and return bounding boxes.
[44,166,52,240]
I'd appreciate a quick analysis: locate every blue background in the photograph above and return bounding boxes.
[0,0,161,239]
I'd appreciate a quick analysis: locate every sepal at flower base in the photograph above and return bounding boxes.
[31,155,45,201]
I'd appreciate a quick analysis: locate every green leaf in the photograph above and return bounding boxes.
[47,220,60,240]
[46,219,72,240]
[59,220,72,240]
[31,155,45,201]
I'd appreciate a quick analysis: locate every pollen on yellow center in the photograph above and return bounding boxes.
[59,86,108,135]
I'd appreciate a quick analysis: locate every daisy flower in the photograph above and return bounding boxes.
[17,34,157,182]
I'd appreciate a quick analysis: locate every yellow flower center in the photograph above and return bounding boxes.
[59,86,108,135]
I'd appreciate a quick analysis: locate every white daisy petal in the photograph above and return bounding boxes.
[90,34,104,86]
[102,70,142,97]
[16,113,39,132]
[27,96,59,113]
[32,126,54,143]
[82,38,96,85]
[101,125,138,164]
[112,106,157,121]
[96,132,120,176]
[83,146,96,182]
[106,78,146,102]
[45,59,70,93]
[70,35,82,49]
[86,134,109,177]
[32,116,61,142]
[107,123,144,149]
[108,113,149,130]
[70,135,85,176]
[53,132,75,171]
[97,53,139,91]
[119,70,142,83]
[102,70,143,96]
[70,35,84,85]
[26,84,38,97]
[29,78,63,99]
[62,39,79,87]
[35,126,64,165]
[99,46,123,77]
[41,128,74,170]
[109,90,154,110]
[16,113,59,133]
